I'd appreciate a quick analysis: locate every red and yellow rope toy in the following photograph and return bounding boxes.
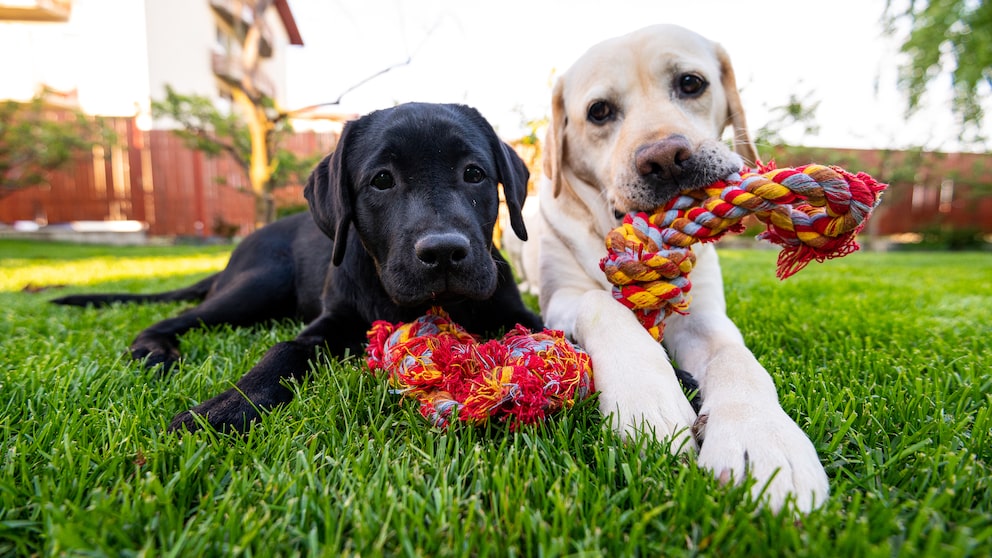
[601,162,888,340]
[365,308,593,428]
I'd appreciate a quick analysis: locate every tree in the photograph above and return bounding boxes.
[885,0,992,142]
[0,92,112,200]
[229,0,287,225]
[151,86,321,225]
[753,91,821,147]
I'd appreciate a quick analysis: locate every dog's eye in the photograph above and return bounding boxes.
[463,165,486,184]
[370,171,395,190]
[677,73,708,97]
[587,101,615,124]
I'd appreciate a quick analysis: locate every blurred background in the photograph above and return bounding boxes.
[1,0,989,249]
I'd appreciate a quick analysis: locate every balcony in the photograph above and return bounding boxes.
[0,0,72,22]
[209,0,274,57]
[211,51,276,98]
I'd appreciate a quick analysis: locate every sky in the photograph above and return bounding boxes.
[282,0,989,153]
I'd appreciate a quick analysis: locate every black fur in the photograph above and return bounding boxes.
[53,103,542,434]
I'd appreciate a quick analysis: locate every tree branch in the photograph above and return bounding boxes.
[278,16,443,121]
[281,57,413,119]
[180,124,249,171]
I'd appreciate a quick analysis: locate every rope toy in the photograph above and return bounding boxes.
[601,162,887,340]
[365,308,594,428]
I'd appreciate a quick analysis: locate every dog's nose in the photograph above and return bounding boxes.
[415,233,470,268]
[635,135,692,182]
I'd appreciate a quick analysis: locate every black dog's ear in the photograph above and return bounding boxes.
[495,140,531,241]
[304,121,356,266]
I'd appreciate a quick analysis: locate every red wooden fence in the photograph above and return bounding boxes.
[2,116,989,238]
[760,146,992,236]
[0,115,337,237]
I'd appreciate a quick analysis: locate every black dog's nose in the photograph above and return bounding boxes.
[415,233,470,268]
[635,135,692,182]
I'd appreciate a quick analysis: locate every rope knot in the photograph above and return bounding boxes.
[601,162,887,341]
[366,308,593,428]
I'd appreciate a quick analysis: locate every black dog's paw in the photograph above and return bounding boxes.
[130,334,181,372]
[167,410,202,434]
[131,346,181,373]
[167,388,262,434]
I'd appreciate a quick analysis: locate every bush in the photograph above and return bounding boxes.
[917,225,986,251]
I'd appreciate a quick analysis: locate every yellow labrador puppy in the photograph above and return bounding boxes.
[530,24,829,512]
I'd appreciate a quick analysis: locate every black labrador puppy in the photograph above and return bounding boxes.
[53,102,542,433]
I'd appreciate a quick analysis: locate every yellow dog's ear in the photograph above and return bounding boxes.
[543,77,569,198]
[716,44,759,166]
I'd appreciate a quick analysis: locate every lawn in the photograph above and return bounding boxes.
[1,239,990,556]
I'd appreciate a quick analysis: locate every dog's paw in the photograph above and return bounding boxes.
[571,293,698,454]
[130,334,181,372]
[167,388,261,434]
[597,371,699,455]
[694,401,828,512]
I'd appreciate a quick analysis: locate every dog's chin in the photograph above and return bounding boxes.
[383,273,498,307]
[610,186,682,215]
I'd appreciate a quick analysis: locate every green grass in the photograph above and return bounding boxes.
[1,239,990,556]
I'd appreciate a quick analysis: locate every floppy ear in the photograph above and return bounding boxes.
[543,77,569,198]
[453,103,532,241]
[304,120,356,266]
[495,140,531,241]
[716,44,759,165]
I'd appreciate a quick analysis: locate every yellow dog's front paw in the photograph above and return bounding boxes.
[694,402,829,513]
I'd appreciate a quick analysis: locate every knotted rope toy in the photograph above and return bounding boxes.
[365,308,593,428]
[601,162,887,340]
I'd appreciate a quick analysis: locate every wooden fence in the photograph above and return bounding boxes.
[2,117,990,239]
[0,115,337,237]
[760,145,992,237]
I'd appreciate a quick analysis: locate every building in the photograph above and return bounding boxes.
[0,0,329,239]
[0,0,302,121]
